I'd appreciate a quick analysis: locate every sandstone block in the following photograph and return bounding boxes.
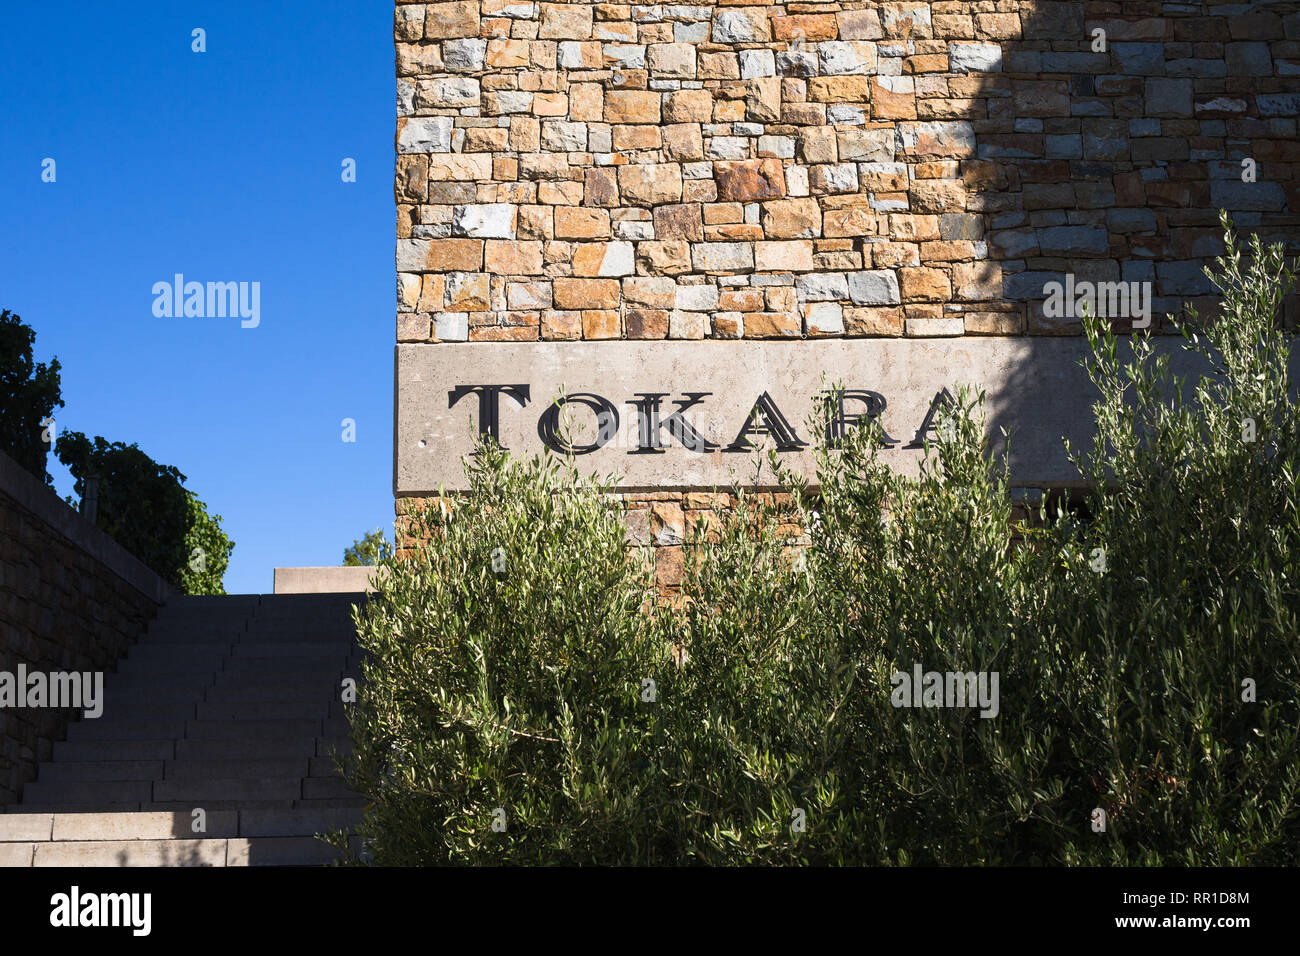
[617,163,684,206]
[553,277,620,310]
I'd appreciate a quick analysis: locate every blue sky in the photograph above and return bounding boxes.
[0,2,394,593]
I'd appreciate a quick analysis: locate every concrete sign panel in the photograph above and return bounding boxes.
[395,338,1210,495]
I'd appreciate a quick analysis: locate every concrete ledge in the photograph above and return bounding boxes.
[0,449,170,603]
[273,567,387,594]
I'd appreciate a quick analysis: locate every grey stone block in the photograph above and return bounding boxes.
[1036,226,1111,257]
[1210,181,1287,212]
[1145,78,1193,116]
[1225,42,1273,76]
[847,270,902,305]
[1157,261,1215,296]
[1112,42,1164,74]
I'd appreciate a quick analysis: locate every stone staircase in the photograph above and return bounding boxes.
[0,593,367,866]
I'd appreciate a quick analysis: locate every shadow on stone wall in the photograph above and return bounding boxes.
[957,0,1300,482]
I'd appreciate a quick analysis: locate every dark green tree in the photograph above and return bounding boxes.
[0,309,64,484]
[54,431,233,594]
[179,492,235,595]
[344,528,393,567]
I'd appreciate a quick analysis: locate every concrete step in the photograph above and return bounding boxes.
[38,761,165,783]
[195,701,337,721]
[167,595,261,610]
[101,681,213,701]
[54,740,176,762]
[116,652,229,672]
[213,663,358,681]
[152,777,303,803]
[308,756,344,777]
[316,738,353,758]
[184,719,327,740]
[68,719,188,741]
[21,780,154,805]
[226,836,343,866]
[96,701,198,720]
[233,642,356,658]
[0,844,33,865]
[121,644,231,662]
[0,811,238,842]
[142,632,248,647]
[16,800,298,813]
[0,814,58,840]
[10,803,147,814]
[225,656,358,673]
[0,808,360,842]
[174,737,323,761]
[302,777,356,800]
[238,806,362,837]
[29,839,229,866]
[164,758,309,780]
[202,684,337,702]
[35,758,317,784]
[256,595,361,611]
[112,661,224,678]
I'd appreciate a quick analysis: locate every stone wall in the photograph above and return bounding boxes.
[393,0,1300,585]
[395,0,1300,342]
[396,490,761,594]
[0,450,169,804]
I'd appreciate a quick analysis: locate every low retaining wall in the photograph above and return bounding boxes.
[0,449,170,804]
[273,567,387,593]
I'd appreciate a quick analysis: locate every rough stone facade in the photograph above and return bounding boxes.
[0,451,168,804]
[396,0,1300,342]
[396,489,785,593]
[394,0,1300,586]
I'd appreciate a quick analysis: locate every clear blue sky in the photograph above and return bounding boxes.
[0,2,395,593]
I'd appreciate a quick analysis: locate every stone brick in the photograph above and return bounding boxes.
[425,2,481,40]
[663,89,713,123]
[953,261,1003,301]
[583,167,620,207]
[653,204,704,241]
[572,241,636,277]
[582,310,621,339]
[714,159,787,202]
[898,267,952,302]
[605,90,661,124]
[553,278,621,310]
[617,164,683,207]
[538,2,592,39]
[485,240,543,275]
[691,242,755,273]
[848,270,901,306]
[756,240,814,272]
[555,207,611,240]
[711,9,772,44]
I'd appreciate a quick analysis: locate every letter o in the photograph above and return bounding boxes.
[537,393,620,454]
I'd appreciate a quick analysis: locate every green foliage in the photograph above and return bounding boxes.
[179,492,235,596]
[334,217,1299,865]
[343,528,393,567]
[0,309,63,484]
[334,446,656,865]
[54,432,233,595]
